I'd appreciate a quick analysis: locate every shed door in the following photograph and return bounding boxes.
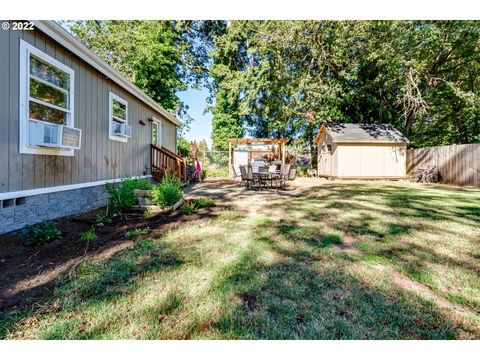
[318,144,332,176]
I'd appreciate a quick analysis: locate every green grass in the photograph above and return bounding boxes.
[1,181,479,339]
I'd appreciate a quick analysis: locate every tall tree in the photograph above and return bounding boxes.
[67,20,225,127]
[209,20,480,151]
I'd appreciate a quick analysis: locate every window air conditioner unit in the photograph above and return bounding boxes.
[113,123,132,138]
[29,119,82,150]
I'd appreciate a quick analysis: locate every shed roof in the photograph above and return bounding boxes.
[314,123,409,145]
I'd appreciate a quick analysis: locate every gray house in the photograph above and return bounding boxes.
[0,21,184,234]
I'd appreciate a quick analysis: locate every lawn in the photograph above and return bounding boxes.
[1,180,479,339]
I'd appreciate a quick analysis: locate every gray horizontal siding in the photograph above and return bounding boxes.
[0,26,178,194]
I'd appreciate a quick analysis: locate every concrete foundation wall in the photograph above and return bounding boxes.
[0,184,108,234]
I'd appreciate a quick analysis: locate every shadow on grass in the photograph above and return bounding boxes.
[0,239,184,339]
[208,230,464,339]
[1,183,478,339]
[258,183,480,315]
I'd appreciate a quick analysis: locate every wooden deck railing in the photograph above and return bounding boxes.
[150,144,187,184]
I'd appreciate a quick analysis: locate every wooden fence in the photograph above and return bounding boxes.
[406,144,480,187]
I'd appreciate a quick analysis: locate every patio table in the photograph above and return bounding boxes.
[255,171,281,189]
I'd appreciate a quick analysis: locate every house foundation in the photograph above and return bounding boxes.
[0,184,108,234]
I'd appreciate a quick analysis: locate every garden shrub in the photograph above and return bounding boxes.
[22,221,61,246]
[81,227,97,254]
[151,171,183,207]
[177,137,190,157]
[105,177,152,215]
[143,207,153,220]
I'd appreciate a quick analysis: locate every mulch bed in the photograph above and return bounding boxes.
[0,205,224,317]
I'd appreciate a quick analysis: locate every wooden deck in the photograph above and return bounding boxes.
[150,144,187,184]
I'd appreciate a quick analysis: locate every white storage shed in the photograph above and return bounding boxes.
[314,123,409,179]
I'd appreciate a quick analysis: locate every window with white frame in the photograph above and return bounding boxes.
[109,92,131,142]
[19,40,80,156]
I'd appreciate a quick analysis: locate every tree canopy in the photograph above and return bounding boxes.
[67,20,225,127]
[67,20,480,152]
[209,21,480,152]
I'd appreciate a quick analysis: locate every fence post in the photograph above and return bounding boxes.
[228,142,232,177]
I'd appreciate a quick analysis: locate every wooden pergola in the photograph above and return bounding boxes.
[227,138,289,177]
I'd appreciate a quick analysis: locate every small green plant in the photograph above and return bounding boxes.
[81,227,97,254]
[96,213,112,225]
[192,197,216,208]
[124,227,150,238]
[180,202,197,215]
[151,171,183,207]
[296,165,309,177]
[21,221,61,246]
[201,169,208,180]
[143,207,153,220]
[81,228,97,242]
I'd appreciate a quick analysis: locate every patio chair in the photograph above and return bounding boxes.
[239,165,249,187]
[287,165,298,181]
[231,165,242,183]
[280,163,291,175]
[246,165,262,190]
[276,164,291,189]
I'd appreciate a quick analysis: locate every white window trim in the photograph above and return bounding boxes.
[19,39,75,156]
[109,92,129,143]
[152,117,162,147]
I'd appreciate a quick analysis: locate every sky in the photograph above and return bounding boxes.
[177,86,213,148]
